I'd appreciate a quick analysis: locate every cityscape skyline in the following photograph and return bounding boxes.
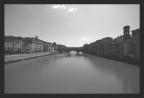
[5,4,139,47]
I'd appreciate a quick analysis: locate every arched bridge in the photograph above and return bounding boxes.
[59,47,83,54]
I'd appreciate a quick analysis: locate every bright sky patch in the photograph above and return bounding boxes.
[81,37,90,41]
[52,4,77,12]
[52,4,66,9]
[68,8,77,12]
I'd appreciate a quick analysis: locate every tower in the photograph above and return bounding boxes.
[35,36,38,39]
[123,25,130,40]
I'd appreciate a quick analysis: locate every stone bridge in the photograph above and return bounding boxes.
[59,47,83,54]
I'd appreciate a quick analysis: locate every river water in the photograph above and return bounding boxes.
[5,51,140,93]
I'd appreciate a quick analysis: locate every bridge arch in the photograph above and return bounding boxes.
[59,47,82,54]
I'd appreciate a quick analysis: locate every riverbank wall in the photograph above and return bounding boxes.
[4,51,59,64]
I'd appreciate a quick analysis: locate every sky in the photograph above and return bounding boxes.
[5,4,140,47]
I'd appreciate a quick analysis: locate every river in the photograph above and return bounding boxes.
[5,51,140,93]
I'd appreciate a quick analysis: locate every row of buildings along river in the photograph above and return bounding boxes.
[82,26,140,64]
[4,35,66,55]
[5,25,140,64]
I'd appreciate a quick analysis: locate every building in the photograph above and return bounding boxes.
[119,26,132,58]
[4,36,24,54]
[123,25,131,41]
[52,42,57,51]
[81,25,139,64]
[110,42,119,57]
[106,43,114,56]
[23,37,33,53]
[5,35,67,54]
[119,26,140,60]
[13,36,24,54]
[102,37,113,56]
[82,44,89,53]
[47,42,53,51]
[97,37,113,56]
[33,36,43,53]
[88,42,95,54]
[131,29,140,60]
[43,41,48,52]
[112,35,124,58]
[122,38,134,57]
[24,36,43,53]
[4,36,14,54]
[43,41,54,52]
[114,35,124,43]
[57,44,66,50]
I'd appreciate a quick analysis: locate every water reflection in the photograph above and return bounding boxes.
[5,53,139,93]
[83,54,139,93]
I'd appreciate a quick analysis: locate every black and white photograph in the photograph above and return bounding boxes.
[4,4,140,94]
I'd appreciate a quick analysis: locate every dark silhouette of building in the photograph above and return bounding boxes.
[123,25,131,40]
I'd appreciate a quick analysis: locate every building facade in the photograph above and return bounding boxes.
[120,26,132,58]
[24,36,43,53]
[4,36,14,54]
[4,36,24,54]
[47,42,53,51]
[32,36,43,53]
[123,26,131,41]
[13,37,24,54]
[43,41,53,52]
[23,37,33,53]
[81,25,140,64]
[52,42,57,51]
[5,35,66,55]
[131,29,140,60]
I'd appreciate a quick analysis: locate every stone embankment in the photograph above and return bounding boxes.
[4,51,59,64]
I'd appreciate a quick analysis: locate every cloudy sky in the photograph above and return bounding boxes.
[5,4,139,47]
